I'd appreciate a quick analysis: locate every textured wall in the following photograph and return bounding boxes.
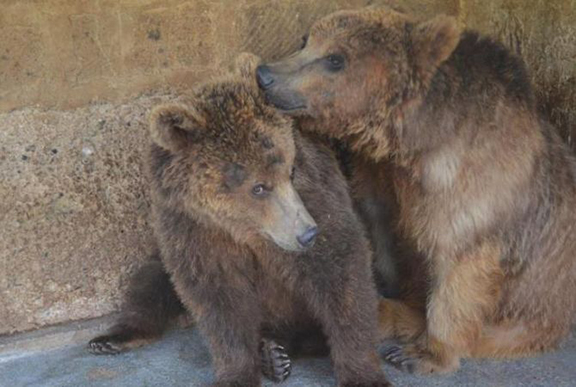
[1,0,575,335]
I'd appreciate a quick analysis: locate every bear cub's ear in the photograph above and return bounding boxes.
[411,15,461,84]
[149,103,205,151]
[233,52,262,85]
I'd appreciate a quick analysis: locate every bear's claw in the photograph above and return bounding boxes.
[88,336,123,355]
[260,339,292,383]
[382,345,417,373]
[383,343,458,375]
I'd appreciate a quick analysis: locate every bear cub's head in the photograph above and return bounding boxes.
[149,79,318,252]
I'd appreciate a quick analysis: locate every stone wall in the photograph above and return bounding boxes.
[1,0,575,335]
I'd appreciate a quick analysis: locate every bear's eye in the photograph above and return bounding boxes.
[290,166,296,181]
[252,184,268,197]
[300,34,309,49]
[325,54,345,72]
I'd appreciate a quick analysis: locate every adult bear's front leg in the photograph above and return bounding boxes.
[383,241,503,375]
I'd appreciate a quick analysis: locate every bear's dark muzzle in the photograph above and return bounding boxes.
[256,65,275,89]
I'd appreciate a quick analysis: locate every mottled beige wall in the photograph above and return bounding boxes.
[2,0,574,141]
[0,0,372,113]
[1,0,575,335]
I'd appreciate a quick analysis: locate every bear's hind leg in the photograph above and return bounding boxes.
[89,258,185,355]
[89,324,155,355]
[471,322,566,358]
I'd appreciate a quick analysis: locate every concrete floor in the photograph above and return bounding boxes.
[1,323,575,387]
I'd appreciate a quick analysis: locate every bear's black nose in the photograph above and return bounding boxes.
[297,226,319,248]
[256,65,275,89]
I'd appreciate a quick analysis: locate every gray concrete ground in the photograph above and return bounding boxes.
[1,320,575,387]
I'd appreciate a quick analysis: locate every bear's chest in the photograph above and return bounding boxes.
[252,258,311,328]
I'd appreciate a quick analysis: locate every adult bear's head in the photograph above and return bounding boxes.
[257,7,461,159]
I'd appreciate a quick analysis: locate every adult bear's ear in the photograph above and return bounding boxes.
[411,15,461,85]
[149,103,205,151]
[233,52,262,85]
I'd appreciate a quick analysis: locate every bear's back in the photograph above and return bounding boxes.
[430,32,535,110]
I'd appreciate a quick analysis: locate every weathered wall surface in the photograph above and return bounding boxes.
[0,0,372,113]
[1,0,575,335]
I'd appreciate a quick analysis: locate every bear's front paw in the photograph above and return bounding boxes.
[88,335,124,355]
[382,344,458,375]
[260,339,291,383]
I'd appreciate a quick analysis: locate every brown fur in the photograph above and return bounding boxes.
[258,6,576,375]
[90,71,390,386]
[87,255,186,354]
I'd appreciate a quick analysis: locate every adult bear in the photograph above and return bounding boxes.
[257,6,576,375]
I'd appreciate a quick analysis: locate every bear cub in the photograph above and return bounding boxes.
[89,75,390,387]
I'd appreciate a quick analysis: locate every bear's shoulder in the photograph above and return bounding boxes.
[446,31,534,105]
